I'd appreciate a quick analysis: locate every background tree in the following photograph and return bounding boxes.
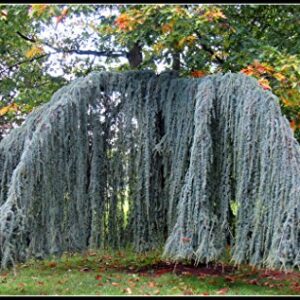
[0,4,300,140]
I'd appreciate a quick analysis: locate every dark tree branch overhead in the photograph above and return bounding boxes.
[16,31,36,43]
[56,48,128,58]
[0,54,50,76]
[16,31,128,59]
[194,31,225,65]
[11,30,225,78]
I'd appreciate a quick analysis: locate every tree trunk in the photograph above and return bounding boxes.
[127,42,143,69]
[172,51,180,71]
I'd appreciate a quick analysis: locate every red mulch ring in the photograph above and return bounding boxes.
[258,269,300,281]
[119,260,300,293]
[125,261,236,277]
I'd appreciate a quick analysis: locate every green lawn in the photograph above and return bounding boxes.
[0,249,299,296]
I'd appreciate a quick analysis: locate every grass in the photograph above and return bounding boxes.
[0,248,299,296]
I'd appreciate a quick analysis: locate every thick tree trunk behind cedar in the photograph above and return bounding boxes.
[127,43,143,69]
[172,52,180,71]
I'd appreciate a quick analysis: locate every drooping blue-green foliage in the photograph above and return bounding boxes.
[0,71,299,271]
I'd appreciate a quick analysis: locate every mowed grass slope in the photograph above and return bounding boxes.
[0,249,299,296]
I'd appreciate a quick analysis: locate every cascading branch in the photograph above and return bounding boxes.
[0,71,299,271]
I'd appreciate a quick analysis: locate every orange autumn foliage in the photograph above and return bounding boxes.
[191,70,206,78]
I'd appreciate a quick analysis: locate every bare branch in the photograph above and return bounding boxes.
[16,31,128,59]
[16,31,36,43]
[0,54,49,76]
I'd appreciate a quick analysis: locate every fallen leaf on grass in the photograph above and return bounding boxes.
[293,286,300,293]
[224,275,236,283]
[97,283,104,287]
[153,289,160,295]
[263,280,277,288]
[37,281,44,286]
[47,262,57,268]
[216,287,229,295]
[18,282,26,288]
[95,275,102,281]
[248,279,259,285]
[183,289,194,295]
[111,282,120,286]
[147,281,156,288]
[123,287,132,294]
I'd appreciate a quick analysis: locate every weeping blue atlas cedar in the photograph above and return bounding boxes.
[0,71,299,271]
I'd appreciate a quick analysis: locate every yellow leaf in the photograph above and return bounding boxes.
[153,42,164,54]
[281,97,291,106]
[273,72,286,81]
[10,103,18,111]
[204,8,227,21]
[30,4,49,17]
[185,35,197,45]
[178,37,186,49]
[0,103,18,116]
[0,106,10,116]
[258,78,272,91]
[260,63,274,73]
[25,45,45,59]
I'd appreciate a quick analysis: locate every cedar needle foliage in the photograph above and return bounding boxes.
[0,71,299,271]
